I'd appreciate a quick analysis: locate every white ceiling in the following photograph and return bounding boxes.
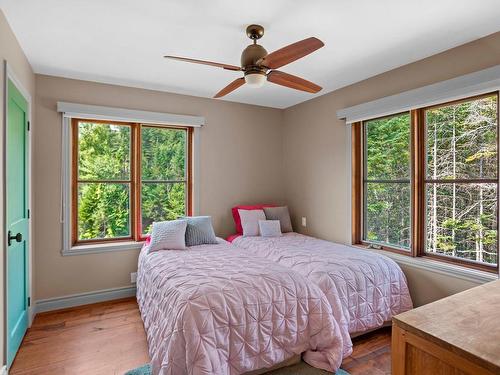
[2,0,500,108]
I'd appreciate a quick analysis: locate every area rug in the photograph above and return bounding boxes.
[124,364,152,375]
[124,363,350,375]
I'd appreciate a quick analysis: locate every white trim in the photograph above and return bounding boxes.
[57,102,204,127]
[5,66,31,103]
[62,241,143,256]
[343,65,500,284]
[337,64,500,123]
[0,365,7,375]
[35,286,137,314]
[61,116,72,254]
[369,248,498,284]
[345,124,353,243]
[60,111,199,254]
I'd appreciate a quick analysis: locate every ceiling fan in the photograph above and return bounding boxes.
[164,24,324,98]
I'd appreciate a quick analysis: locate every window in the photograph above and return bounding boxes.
[352,92,499,271]
[425,95,498,265]
[72,118,192,245]
[363,113,411,250]
[140,125,190,234]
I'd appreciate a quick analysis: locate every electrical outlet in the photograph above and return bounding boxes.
[130,272,137,283]
[301,217,307,227]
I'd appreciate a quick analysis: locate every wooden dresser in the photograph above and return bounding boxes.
[392,279,500,375]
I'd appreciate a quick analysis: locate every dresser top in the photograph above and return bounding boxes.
[394,279,500,372]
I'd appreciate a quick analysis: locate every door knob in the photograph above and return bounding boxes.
[7,231,22,246]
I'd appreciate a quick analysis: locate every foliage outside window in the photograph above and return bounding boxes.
[72,119,191,244]
[425,95,498,265]
[364,113,411,249]
[355,92,499,270]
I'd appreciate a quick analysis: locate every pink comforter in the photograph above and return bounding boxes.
[137,240,350,375]
[232,233,413,335]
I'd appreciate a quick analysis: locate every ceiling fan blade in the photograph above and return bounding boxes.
[258,37,324,69]
[164,55,242,71]
[267,70,322,93]
[214,78,246,98]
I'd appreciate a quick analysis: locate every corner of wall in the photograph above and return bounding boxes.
[279,107,287,205]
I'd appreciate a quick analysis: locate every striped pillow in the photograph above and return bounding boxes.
[182,216,219,247]
[149,219,187,252]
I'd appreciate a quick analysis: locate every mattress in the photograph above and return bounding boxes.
[136,239,351,375]
[232,233,413,335]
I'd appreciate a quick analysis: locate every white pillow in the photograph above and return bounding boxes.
[259,220,282,237]
[238,209,266,236]
[149,220,187,252]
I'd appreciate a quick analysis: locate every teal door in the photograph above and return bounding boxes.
[6,78,29,367]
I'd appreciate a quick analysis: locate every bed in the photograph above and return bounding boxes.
[137,238,352,375]
[230,232,413,336]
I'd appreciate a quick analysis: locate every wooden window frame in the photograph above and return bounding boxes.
[71,118,193,246]
[352,92,500,273]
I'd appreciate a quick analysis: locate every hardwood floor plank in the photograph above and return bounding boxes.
[343,327,392,375]
[10,298,392,374]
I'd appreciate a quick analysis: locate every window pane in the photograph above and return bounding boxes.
[426,95,498,180]
[141,182,186,234]
[426,183,497,265]
[141,127,186,181]
[365,113,411,180]
[364,182,411,249]
[77,122,131,180]
[77,183,130,240]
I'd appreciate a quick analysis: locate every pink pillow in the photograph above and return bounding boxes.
[231,204,275,234]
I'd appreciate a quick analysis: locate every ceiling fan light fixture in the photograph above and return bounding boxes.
[244,72,266,88]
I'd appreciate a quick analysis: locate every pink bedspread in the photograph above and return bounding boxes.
[232,233,413,335]
[137,240,350,375]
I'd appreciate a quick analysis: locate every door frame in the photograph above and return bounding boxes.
[2,60,34,366]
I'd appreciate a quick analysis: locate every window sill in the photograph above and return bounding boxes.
[353,245,498,284]
[62,241,144,256]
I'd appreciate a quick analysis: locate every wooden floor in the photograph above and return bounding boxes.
[10,298,391,375]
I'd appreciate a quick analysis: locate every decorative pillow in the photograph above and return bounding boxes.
[149,220,187,252]
[259,220,282,237]
[231,204,275,234]
[180,216,218,247]
[263,206,293,233]
[238,209,266,237]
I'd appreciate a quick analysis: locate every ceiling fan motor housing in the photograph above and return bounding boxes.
[242,24,268,76]
[241,44,268,75]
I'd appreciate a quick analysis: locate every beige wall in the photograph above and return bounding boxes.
[397,264,482,307]
[0,9,35,367]
[34,75,284,300]
[282,31,500,306]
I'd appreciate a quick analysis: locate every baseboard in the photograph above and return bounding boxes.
[1,365,7,375]
[28,305,35,327]
[35,285,137,314]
